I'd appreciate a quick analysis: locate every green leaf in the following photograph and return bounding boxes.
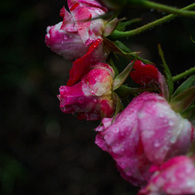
[115,85,157,99]
[109,57,119,76]
[181,105,195,121]
[158,44,174,100]
[104,38,153,64]
[113,61,135,90]
[103,18,119,37]
[170,86,195,113]
[112,92,123,123]
[190,35,195,44]
[114,40,132,53]
[116,18,142,31]
[173,74,195,98]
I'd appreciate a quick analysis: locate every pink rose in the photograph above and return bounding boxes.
[45,0,107,60]
[138,156,195,195]
[67,38,109,86]
[95,92,194,186]
[58,63,115,120]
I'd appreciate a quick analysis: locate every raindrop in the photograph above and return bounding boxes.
[169,121,174,126]
[170,136,177,144]
[154,140,160,147]
[63,34,69,40]
[159,113,164,118]
[163,119,168,124]
[113,127,119,133]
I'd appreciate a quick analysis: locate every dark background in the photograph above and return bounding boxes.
[0,0,194,194]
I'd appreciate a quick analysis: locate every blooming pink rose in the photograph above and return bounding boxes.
[138,156,195,195]
[45,0,107,60]
[95,92,194,186]
[58,63,115,120]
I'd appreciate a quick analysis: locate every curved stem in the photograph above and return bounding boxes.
[173,67,195,82]
[110,3,195,39]
[139,1,195,17]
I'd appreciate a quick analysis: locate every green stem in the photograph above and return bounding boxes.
[110,3,195,39]
[137,1,195,17]
[115,85,156,98]
[173,67,195,82]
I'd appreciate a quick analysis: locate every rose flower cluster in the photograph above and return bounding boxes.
[45,0,195,194]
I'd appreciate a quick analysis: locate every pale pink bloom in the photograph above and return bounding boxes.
[95,92,194,186]
[45,0,107,60]
[138,156,195,195]
[58,63,115,120]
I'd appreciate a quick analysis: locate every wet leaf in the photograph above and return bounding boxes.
[158,44,174,100]
[116,18,142,31]
[173,74,195,97]
[113,61,135,90]
[104,38,152,64]
[103,18,119,37]
[112,92,123,123]
[170,86,195,113]
[181,105,195,121]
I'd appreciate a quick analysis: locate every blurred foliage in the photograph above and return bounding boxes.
[0,0,194,194]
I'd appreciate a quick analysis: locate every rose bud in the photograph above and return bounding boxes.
[45,0,107,60]
[58,63,115,120]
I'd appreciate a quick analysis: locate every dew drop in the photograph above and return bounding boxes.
[113,127,119,133]
[154,140,160,147]
[170,136,177,144]
[63,34,69,40]
[169,121,174,126]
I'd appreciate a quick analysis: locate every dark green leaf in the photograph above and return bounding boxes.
[170,86,195,113]
[116,18,142,31]
[109,58,119,76]
[104,38,153,64]
[173,74,195,97]
[181,105,195,121]
[113,61,135,90]
[112,92,123,123]
[158,44,174,100]
[103,18,119,37]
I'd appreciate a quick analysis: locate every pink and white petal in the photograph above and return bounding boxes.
[138,97,193,164]
[67,39,108,86]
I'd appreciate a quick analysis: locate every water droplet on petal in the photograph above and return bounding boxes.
[113,127,119,133]
[154,140,160,147]
[169,121,174,126]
